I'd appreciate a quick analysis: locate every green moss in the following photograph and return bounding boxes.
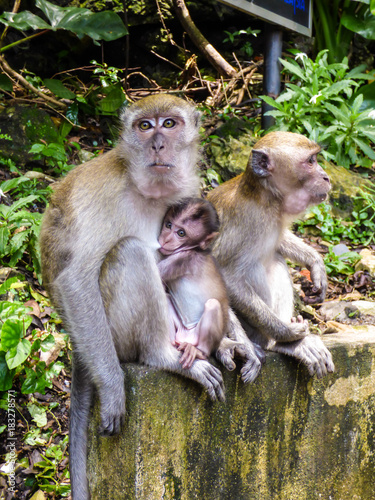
[87,335,375,500]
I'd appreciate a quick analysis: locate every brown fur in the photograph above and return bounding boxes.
[208,131,335,378]
[40,95,227,500]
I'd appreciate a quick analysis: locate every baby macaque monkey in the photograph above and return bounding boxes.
[158,198,229,369]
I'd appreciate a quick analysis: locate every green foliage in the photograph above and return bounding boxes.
[0,193,43,278]
[261,50,375,168]
[223,27,260,59]
[0,289,64,393]
[297,196,375,246]
[324,247,361,276]
[32,436,70,496]
[29,141,75,175]
[0,0,128,54]
[314,0,375,62]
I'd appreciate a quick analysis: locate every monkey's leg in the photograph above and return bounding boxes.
[101,237,225,402]
[196,298,224,357]
[267,255,334,377]
[69,353,94,500]
[216,308,265,384]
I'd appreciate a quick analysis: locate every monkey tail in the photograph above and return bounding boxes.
[69,355,94,500]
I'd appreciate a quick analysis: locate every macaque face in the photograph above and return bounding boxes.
[280,150,331,215]
[158,211,207,256]
[133,115,186,175]
[118,95,201,200]
[251,132,331,215]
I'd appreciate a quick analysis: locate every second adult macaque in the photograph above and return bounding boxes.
[158,198,229,369]
[208,131,335,378]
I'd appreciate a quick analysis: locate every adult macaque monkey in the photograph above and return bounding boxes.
[40,95,235,500]
[158,197,230,369]
[208,131,335,378]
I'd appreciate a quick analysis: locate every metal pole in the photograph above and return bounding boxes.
[261,25,283,130]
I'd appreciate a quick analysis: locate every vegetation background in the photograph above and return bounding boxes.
[0,0,375,498]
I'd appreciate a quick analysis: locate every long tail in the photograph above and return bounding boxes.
[69,355,93,500]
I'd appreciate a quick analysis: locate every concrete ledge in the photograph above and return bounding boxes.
[87,329,375,500]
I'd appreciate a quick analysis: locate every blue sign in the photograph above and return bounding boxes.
[217,0,312,36]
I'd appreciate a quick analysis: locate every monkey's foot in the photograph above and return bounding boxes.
[273,334,335,379]
[190,360,225,402]
[99,385,126,436]
[216,337,265,383]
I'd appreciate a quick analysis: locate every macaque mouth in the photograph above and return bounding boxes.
[149,162,174,174]
[316,192,328,202]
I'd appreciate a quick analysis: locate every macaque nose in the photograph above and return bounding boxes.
[152,133,165,153]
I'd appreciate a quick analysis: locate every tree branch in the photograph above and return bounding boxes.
[0,55,67,110]
[172,0,237,78]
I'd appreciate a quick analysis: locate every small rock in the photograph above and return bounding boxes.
[319,301,351,322]
[351,300,375,317]
[332,243,350,256]
[355,249,375,276]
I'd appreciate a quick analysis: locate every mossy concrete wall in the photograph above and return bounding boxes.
[87,329,375,500]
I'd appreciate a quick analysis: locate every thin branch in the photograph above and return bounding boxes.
[173,0,237,78]
[0,55,67,110]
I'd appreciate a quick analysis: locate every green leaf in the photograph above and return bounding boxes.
[352,137,375,159]
[0,351,14,391]
[35,0,69,27]
[260,95,284,111]
[280,58,307,81]
[0,74,13,92]
[21,362,50,394]
[324,103,352,127]
[351,94,364,114]
[66,102,79,125]
[0,277,19,294]
[4,195,38,217]
[28,402,47,427]
[0,227,10,255]
[6,338,31,369]
[40,334,55,352]
[341,11,375,40]
[1,319,23,349]
[10,230,29,252]
[97,86,126,113]
[326,80,359,96]
[62,11,128,41]
[44,79,75,99]
[0,176,30,194]
[0,11,51,30]
[0,301,30,321]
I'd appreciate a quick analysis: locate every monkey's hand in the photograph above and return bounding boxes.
[308,258,328,303]
[189,359,225,402]
[99,375,126,436]
[276,316,309,343]
[273,334,335,378]
[177,342,206,369]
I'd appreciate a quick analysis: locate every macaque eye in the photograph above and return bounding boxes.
[177,229,186,237]
[165,221,172,229]
[139,121,152,131]
[163,119,176,128]
[308,155,316,164]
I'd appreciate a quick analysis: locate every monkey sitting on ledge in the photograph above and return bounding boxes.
[158,198,231,369]
[208,131,335,378]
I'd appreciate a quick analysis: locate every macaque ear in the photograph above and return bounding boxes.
[251,149,272,178]
[199,231,219,250]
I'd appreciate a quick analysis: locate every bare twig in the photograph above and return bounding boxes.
[173,0,237,78]
[0,55,67,109]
